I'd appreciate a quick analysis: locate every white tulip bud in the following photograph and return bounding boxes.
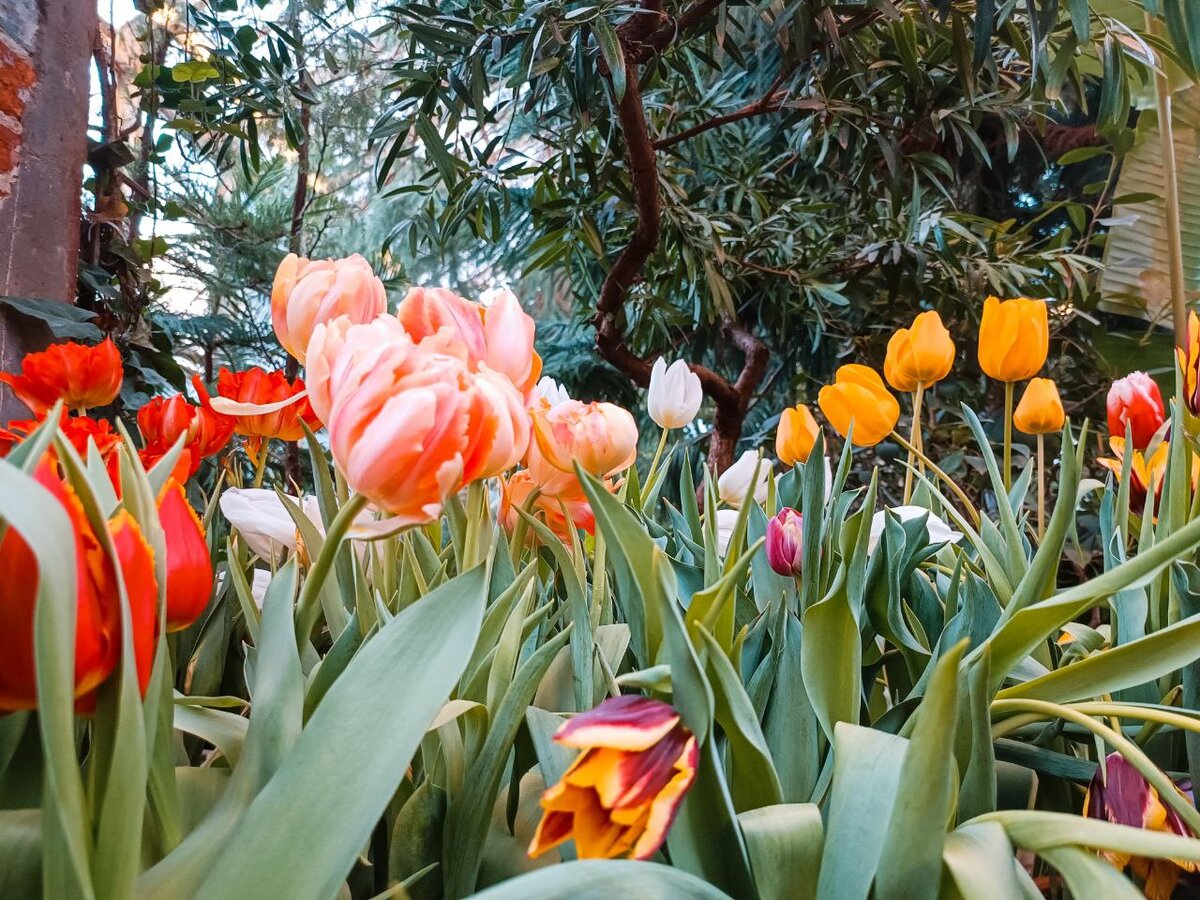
[867,505,962,555]
[647,357,703,430]
[717,450,771,508]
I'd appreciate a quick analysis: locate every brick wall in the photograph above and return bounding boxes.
[0,28,35,198]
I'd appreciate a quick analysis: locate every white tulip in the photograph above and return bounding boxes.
[867,505,962,555]
[215,568,273,610]
[219,488,323,562]
[717,450,771,508]
[647,357,703,430]
[533,376,571,409]
[715,509,740,557]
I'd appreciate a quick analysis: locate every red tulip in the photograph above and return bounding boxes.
[157,480,213,631]
[138,393,233,480]
[0,462,118,710]
[0,338,123,414]
[1107,372,1165,451]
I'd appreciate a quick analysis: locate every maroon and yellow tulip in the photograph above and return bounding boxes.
[1084,753,1198,900]
[529,695,698,860]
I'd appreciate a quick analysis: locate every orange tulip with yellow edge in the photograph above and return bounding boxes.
[884,311,955,392]
[1177,311,1200,416]
[1098,437,1175,518]
[776,403,820,467]
[1013,378,1065,435]
[977,296,1049,382]
[817,365,900,447]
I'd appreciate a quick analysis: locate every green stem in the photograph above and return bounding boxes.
[252,442,269,489]
[1036,433,1045,542]
[294,492,369,642]
[647,427,669,485]
[1003,380,1014,493]
[903,383,925,504]
[891,430,980,528]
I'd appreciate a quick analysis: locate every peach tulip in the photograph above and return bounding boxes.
[271,254,388,364]
[482,288,543,396]
[395,286,488,362]
[499,469,596,542]
[531,399,638,481]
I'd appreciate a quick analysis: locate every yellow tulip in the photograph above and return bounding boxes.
[977,296,1049,382]
[1012,378,1065,435]
[817,365,900,447]
[776,403,820,466]
[884,311,955,392]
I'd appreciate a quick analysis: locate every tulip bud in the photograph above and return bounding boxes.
[532,376,571,410]
[157,481,214,632]
[1107,372,1165,450]
[977,296,1049,383]
[717,450,771,507]
[219,487,323,563]
[765,508,803,577]
[1013,377,1065,436]
[647,357,703,430]
[817,365,900,447]
[776,403,819,467]
[884,311,955,392]
[867,505,962,555]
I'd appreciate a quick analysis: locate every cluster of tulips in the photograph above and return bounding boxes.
[2,249,1194,870]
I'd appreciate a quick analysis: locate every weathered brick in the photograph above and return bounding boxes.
[0,36,33,121]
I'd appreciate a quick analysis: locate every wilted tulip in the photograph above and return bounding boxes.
[818,365,900,447]
[977,296,1048,383]
[1107,372,1165,450]
[0,338,123,414]
[765,507,804,577]
[271,253,387,363]
[1098,437,1171,517]
[531,400,638,480]
[157,481,213,632]
[867,505,962,555]
[647,357,703,430]
[1179,312,1200,416]
[1084,752,1198,899]
[1012,377,1065,435]
[884,311,955,393]
[717,450,771,507]
[776,403,820,467]
[0,463,116,710]
[529,695,698,860]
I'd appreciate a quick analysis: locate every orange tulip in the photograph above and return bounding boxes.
[106,510,159,698]
[323,333,526,525]
[529,695,698,860]
[271,253,387,363]
[817,365,900,447]
[530,400,638,480]
[0,463,117,710]
[481,288,543,396]
[1013,378,1065,435]
[977,296,1048,382]
[0,338,123,414]
[884,311,955,392]
[138,394,234,460]
[0,414,123,487]
[499,469,596,542]
[193,369,318,465]
[157,480,213,632]
[776,403,820,467]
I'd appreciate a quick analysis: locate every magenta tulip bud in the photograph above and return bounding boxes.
[765,507,804,577]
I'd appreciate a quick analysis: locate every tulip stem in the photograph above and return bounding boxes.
[647,427,669,485]
[294,491,369,642]
[1036,433,1045,542]
[890,430,980,528]
[903,383,925,504]
[252,441,269,489]
[1003,381,1014,493]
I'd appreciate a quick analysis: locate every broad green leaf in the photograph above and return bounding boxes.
[470,859,732,898]
[188,566,487,900]
[942,823,1034,900]
[738,804,823,900]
